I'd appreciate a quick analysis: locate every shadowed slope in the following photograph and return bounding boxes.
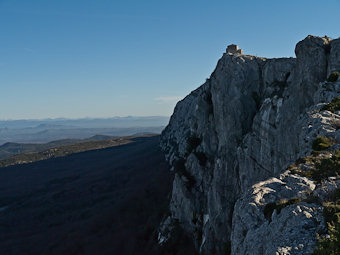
[0,136,172,255]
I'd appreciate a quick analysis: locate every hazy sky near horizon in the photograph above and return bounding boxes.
[0,0,339,119]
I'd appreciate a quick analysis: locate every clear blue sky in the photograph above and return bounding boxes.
[0,0,339,119]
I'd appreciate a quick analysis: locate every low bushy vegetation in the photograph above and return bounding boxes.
[321,96,340,113]
[0,137,133,168]
[313,188,340,255]
[312,152,340,182]
[327,72,340,82]
[305,151,339,182]
[312,136,333,151]
[292,150,340,183]
[287,137,340,253]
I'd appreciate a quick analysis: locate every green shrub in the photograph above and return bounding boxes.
[296,150,340,183]
[313,188,340,255]
[311,150,321,157]
[290,153,340,254]
[311,153,340,182]
[321,97,340,113]
[304,194,320,204]
[312,136,333,151]
[323,203,340,224]
[327,72,340,82]
[330,188,340,204]
[313,221,340,255]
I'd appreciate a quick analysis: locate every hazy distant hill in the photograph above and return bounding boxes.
[0,135,165,168]
[0,135,121,161]
[0,116,169,129]
[0,116,169,145]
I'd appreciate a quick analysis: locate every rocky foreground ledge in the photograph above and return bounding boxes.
[158,35,340,254]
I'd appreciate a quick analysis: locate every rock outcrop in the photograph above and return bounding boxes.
[232,172,322,255]
[159,35,340,254]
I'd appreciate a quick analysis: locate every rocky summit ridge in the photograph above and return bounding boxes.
[158,35,340,254]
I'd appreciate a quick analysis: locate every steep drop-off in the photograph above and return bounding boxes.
[159,35,340,254]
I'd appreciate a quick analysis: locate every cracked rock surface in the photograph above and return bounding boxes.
[159,35,340,254]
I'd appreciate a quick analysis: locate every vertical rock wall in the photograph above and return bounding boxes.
[160,35,340,254]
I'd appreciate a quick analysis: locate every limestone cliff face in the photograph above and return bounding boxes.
[159,35,340,254]
[231,107,340,254]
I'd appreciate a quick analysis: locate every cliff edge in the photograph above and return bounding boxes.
[159,35,340,254]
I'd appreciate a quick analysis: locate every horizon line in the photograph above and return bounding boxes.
[0,115,171,122]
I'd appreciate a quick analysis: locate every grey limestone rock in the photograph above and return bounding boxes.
[329,38,340,75]
[231,172,323,255]
[159,35,340,254]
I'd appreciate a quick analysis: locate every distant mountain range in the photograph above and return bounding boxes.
[0,116,169,145]
[0,116,169,129]
[0,135,117,160]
